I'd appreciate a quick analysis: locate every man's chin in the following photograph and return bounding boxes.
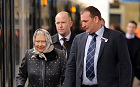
[59,32,64,35]
[86,30,90,33]
[58,32,64,35]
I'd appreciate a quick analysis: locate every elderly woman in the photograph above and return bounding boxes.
[16,29,66,87]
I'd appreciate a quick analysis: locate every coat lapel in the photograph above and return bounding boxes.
[81,33,88,67]
[98,27,110,60]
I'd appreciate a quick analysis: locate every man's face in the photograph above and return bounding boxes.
[35,34,47,52]
[81,11,96,34]
[126,23,136,35]
[55,13,72,37]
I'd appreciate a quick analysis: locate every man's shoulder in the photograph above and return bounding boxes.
[51,33,59,43]
[70,31,76,37]
[69,31,76,42]
[75,32,87,38]
[72,32,88,42]
[51,33,58,39]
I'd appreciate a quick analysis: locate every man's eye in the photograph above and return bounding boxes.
[36,41,39,43]
[82,20,87,23]
[42,41,46,43]
[84,21,87,22]
[56,22,60,24]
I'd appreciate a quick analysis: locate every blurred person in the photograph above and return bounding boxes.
[135,21,140,39]
[16,29,66,87]
[109,24,116,30]
[52,11,76,60]
[125,21,140,86]
[64,6,132,87]
[109,24,124,33]
[101,18,105,25]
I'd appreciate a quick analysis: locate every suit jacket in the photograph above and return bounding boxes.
[51,31,75,60]
[64,27,132,87]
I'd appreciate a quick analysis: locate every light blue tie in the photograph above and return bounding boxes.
[86,33,97,81]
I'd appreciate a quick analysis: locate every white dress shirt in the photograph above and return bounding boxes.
[82,26,104,85]
[58,32,71,57]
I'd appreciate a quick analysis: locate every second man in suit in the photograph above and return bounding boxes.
[52,11,75,60]
[64,6,132,87]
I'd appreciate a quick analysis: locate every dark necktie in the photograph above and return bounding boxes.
[86,33,97,81]
[62,38,67,54]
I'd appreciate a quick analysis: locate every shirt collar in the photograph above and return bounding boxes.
[126,33,135,39]
[58,32,71,41]
[96,25,104,37]
[88,25,104,38]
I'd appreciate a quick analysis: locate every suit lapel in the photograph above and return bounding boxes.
[81,33,88,67]
[78,33,88,78]
[98,27,110,60]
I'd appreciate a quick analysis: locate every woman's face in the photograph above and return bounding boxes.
[35,34,47,52]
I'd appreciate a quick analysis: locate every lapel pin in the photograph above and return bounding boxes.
[101,37,108,42]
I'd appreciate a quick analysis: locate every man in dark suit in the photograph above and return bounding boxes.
[64,6,132,87]
[125,21,140,86]
[52,11,75,60]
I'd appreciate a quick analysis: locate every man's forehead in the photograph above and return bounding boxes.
[81,11,90,15]
[56,13,68,18]
[55,14,69,21]
[81,12,90,18]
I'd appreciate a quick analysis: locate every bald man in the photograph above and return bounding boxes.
[52,11,76,60]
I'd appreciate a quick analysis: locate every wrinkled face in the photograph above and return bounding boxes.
[55,13,72,37]
[35,34,46,52]
[81,11,96,34]
[126,23,136,35]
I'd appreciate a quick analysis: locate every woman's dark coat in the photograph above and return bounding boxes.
[16,48,66,87]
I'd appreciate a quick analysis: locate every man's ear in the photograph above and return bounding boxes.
[94,16,100,23]
[70,21,73,27]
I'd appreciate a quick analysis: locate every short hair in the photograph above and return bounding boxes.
[101,18,105,22]
[56,11,72,21]
[128,21,137,27]
[80,6,101,20]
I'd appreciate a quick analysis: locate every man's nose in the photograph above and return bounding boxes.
[60,23,63,27]
[82,23,86,28]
